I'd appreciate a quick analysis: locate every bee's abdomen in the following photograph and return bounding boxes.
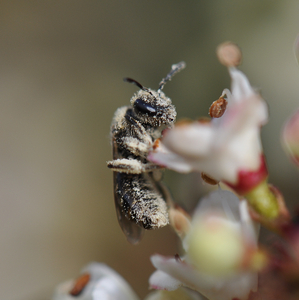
[115,173,169,229]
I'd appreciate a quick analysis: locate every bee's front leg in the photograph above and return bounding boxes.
[107,158,163,174]
[119,136,153,159]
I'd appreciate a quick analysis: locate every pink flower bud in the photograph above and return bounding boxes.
[282,109,299,167]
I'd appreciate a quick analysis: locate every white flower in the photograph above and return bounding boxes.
[144,288,203,300]
[148,68,268,194]
[52,262,140,300]
[149,189,259,300]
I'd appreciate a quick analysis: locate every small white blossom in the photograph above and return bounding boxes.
[149,189,259,300]
[52,262,140,300]
[148,68,268,191]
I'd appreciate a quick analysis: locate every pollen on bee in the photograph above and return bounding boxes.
[153,138,160,150]
[195,117,211,124]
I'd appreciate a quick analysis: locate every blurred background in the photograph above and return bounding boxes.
[1,1,299,299]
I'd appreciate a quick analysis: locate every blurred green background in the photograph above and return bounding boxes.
[1,1,299,299]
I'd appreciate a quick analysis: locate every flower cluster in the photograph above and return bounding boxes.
[149,43,279,220]
[52,262,140,300]
[52,41,299,300]
[52,262,202,300]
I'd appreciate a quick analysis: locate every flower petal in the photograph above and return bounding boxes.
[149,269,183,291]
[52,262,140,300]
[150,190,258,300]
[150,254,257,300]
[148,141,195,173]
[145,287,203,300]
[228,68,268,125]
[184,190,258,276]
[229,67,254,101]
[163,123,214,159]
[149,68,268,187]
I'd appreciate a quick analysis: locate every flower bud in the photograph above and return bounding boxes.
[282,109,299,167]
[169,205,191,240]
[245,180,279,219]
[186,213,244,276]
[184,190,258,277]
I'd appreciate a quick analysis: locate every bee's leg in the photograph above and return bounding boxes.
[125,112,151,140]
[124,112,153,149]
[119,137,152,158]
[107,159,163,174]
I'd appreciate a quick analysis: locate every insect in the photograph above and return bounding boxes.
[107,62,186,244]
[107,62,185,244]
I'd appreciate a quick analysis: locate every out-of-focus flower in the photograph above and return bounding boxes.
[273,35,299,233]
[144,288,203,300]
[282,109,299,167]
[149,66,268,195]
[52,262,203,300]
[149,189,262,300]
[149,42,282,220]
[52,262,140,300]
[282,36,299,168]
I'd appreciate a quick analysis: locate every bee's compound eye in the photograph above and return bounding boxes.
[134,98,157,116]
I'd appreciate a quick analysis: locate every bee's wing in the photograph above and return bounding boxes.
[112,136,144,244]
[113,172,144,244]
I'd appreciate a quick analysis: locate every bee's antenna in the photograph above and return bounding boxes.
[158,61,186,93]
[123,77,153,96]
[124,78,144,90]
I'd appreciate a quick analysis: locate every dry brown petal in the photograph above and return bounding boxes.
[209,97,228,118]
[69,273,91,296]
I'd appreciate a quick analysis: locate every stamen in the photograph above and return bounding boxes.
[69,273,91,296]
[209,96,228,118]
[217,42,242,67]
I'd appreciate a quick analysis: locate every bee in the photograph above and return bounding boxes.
[107,62,185,244]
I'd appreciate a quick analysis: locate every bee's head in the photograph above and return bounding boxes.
[129,88,176,127]
[124,62,185,127]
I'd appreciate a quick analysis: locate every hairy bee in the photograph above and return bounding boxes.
[107,62,185,244]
